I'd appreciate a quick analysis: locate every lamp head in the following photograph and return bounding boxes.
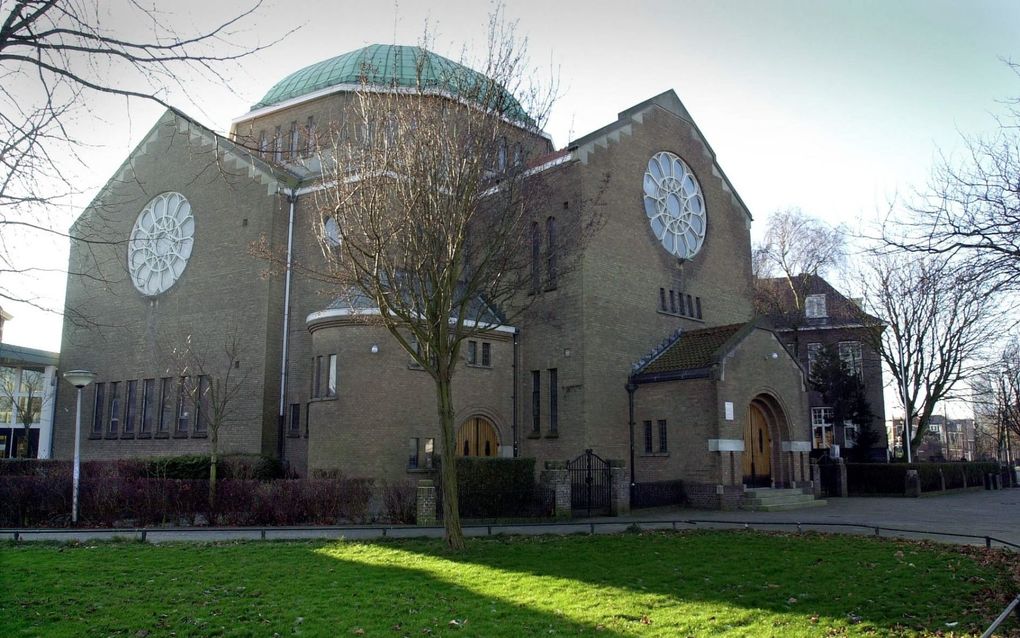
[63,369,96,389]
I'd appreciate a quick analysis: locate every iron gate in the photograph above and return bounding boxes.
[568,449,611,516]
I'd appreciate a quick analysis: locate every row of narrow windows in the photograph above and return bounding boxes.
[258,116,317,162]
[89,377,209,438]
[659,288,702,319]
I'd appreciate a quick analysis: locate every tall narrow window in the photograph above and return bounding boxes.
[326,354,337,398]
[107,381,120,436]
[91,383,105,435]
[124,380,137,434]
[546,216,558,289]
[513,142,523,167]
[497,137,508,171]
[158,377,172,433]
[305,116,316,156]
[424,437,434,469]
[289,120,299,158]
[695,296,703,319]
[657,419,668,453]
[659,288,667,311]
[176,377,190,434]
[257,130,267,158]
[140,378,154,434]
[548,368,558,433]
[806,343,823,375]
[643,420,653,454]
[467,341,478,365]
[686,294,694,317]
[669,290,677,313]
[531,370,541,433]
[289,403,300,434]
[273,125,282,162]
[530,222,541,293]
[481,342,491,367]
[195,376,209,433]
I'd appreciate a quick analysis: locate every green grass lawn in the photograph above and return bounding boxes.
[2,530,1017,637]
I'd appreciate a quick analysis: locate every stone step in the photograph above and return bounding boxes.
[751,499,828,512]
[744,488,805,497]
[743,493,819,507]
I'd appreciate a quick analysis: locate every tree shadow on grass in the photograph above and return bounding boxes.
[1,540,628,638]
[391,529,1010,636]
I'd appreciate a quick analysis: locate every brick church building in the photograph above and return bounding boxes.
[55,45,815,508]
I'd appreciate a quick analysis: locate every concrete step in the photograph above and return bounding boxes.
[744,488,805,498]
[743,493,820,507]
[752,499,828,512]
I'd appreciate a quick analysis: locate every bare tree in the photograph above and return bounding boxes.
[882,63,1020,292]
[0,0,282,311]
[973,338,1020,463]
[165,333,251,510]
[858,254,1005,458]
[753,208,846,355]
[0,364,44,457]
[308,24,597,550]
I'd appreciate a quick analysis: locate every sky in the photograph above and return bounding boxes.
[5,0,1020,398]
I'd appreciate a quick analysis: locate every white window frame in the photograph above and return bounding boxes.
[842,420,858,448]
[806,342,822,375]
[838,341,862,376]
[804,294,827,318]
[811,406,834,449]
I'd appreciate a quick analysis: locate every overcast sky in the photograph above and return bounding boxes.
[7,0,1020,369]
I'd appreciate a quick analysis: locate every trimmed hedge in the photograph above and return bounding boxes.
[0,454,285,481]
[0,470,373,528]
[432,457,550,519]
[846,462,1002,495]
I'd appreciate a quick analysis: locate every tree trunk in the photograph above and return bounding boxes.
[209,427,219,513]
[436,375,465,551]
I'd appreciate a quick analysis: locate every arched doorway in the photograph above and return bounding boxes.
[456,416,499,457]
[742,403,772,487]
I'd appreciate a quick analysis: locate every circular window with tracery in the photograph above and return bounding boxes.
[642,151,706,259]
[127,192,195,297]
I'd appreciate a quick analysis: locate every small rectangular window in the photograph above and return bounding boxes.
[531,370,541,433]
[408,437,420,469]
[467,341,478,365]
[140,379,154,434]
[838,341,863,376]
[305,116,316,156]
[326,354,337,397]
[289,403,300,433]
[107,381,120,435]
[289,120,299,158]
[805,294,827,318]
[91,383,105,435]
[176,377,190,433]
[658,419,668,453]
[548,368,558,433]
[424,437,434,469]
[643,420,653,454]
[158,377,172,433]
[481,342,491,367]
[124,380,137,434]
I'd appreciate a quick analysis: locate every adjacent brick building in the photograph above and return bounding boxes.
[54,44,815,507]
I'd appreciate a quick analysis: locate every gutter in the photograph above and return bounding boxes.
[278,189,298,458]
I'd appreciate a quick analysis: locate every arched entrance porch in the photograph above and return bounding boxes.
[742,394,792,487]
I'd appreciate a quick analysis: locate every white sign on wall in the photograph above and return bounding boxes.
[724,401,734,421]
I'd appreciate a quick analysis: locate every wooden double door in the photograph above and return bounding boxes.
[742,404,772,487]
[456,417,499,457]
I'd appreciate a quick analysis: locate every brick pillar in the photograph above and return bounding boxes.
[540,461,571,518]
[938,468,946,492]
[809,459,821,498]
[834,457,848,498]
[609,460,630,516]
[416,479,437,526]
[905,469,921,497]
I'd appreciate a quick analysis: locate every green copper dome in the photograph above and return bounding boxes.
[252,44,531,124]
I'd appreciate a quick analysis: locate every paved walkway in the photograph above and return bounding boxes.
[3,488,1018,548]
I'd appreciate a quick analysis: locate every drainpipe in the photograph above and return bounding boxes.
[278,189,298,459]
[512,328,519,458]
[626,380,637,501]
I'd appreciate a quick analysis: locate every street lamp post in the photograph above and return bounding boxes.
[63,369,95,525]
